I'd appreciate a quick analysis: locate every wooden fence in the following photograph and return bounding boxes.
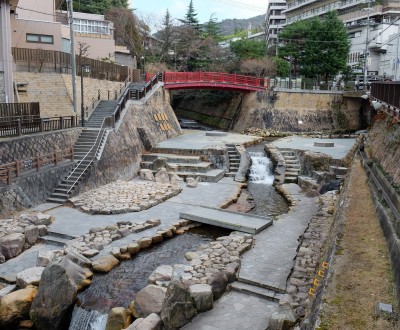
[0,116,77,138]
[12,47,130,82]
[0,102,40,120]
[0,147,74,185]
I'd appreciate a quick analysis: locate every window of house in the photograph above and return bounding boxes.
[26,34,54,44]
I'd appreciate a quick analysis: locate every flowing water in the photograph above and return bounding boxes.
[69,227,230,330]
[247,144,289,217]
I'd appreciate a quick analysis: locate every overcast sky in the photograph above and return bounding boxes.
[131,0,268,31]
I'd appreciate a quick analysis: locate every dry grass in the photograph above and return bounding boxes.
[318,157,399,330]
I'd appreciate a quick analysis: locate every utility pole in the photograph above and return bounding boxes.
[67,0,77,114]
[394,21,400,81]
[363,0,371,91]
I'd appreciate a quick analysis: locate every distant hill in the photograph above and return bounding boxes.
[217,15,265,36]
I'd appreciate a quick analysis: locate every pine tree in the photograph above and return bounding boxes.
[203,14,221,41]
[180,0,200,27]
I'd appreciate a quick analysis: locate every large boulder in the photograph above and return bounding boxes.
[36,250,64,267]
[24,226,39,245]
[29,259,78,330]
[132,285,167,318]
[189,284,213,312]
[160,280,198,329]
[0,233,25,259]
[269,303,298,330]
[155,168,170,184]
[140,169,155,182]
[16,267,45,289]
[105,307,130,330]
[125,313,162,330]
[207,272,228,300]
[148,265,173,284]
[0,287,37,329]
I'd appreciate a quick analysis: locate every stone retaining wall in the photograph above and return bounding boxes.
[0,128,81,164]
[84,88,182,190]
[0,163,75,216]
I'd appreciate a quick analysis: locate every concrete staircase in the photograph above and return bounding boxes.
[47,129,106,203]
[141,153,225,182]
[225,144,240,177]
[85,100,118,128]
[280,148,301,183]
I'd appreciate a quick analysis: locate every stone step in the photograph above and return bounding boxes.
[224,172,237,177]
[329,165,348,176]
[142,153,202,164]
[237,277,286,294]
[285,159,299,164]
[50,192,70,199]
[231,282,281,302]
[175,169,225,183]
[180,206,272,234]
[285,176,298,183]
[286,165,300,170]
[39,235,70,247]
[46,197,67,204]
[168,162,213,173]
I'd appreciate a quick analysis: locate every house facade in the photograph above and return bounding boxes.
[265,0,287,49]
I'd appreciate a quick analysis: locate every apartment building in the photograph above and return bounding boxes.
[282,0,400,77]
[265,0,287,49]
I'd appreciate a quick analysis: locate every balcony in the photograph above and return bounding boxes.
[283,0,319,14]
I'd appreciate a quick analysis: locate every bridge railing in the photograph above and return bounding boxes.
[370,82,400,122]
[163,71,267,89]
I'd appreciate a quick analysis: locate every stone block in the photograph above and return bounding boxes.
[0,233,26,260]
[189,284,213,312]
[132,285,167,318]
[24,226,39,245]
[148,265,173,284]
[140,169,155,182]
[16,267,45,289]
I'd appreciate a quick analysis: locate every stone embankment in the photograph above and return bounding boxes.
[0,213,52,262]
[103,231,254,330]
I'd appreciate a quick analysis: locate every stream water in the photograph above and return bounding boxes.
[69,227,230,330]
[247,144,289,217]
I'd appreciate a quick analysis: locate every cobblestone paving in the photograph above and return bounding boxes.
[70,180,181,214]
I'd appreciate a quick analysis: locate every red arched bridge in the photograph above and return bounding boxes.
[146,72,269,92]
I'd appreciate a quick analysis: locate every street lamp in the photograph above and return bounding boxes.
[140,56,145,75]
[80,65,90,127]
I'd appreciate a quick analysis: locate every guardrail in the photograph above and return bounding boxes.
[370,82,400,122]
[0,116,77,138]
[0,102,40,119]
[0,147,74,185]
[163,71,266,88]
[131,73,163,101]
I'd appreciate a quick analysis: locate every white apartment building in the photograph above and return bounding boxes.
[265,0,287,49]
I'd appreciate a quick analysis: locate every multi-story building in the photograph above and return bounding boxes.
[265,0,287,49]
[282,0,400,77]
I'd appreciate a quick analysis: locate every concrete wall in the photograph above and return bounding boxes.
[74,34,115,60]
[16,0,56,21]
[0,72,5,102]
[84,88,182,190]
[0,163,74,216]
[0,128,81,164]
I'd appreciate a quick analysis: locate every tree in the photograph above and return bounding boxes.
[273,57,290,77]
[62,0,129,15]
[105,8,143,58]
[240,57,276,77]
[180,0,200,28]
[230,39,265,60]
[278,11,349,82]
[300,11,350,82]
[203,14,221,41]
[158,9,177,63]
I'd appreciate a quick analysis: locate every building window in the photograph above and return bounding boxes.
[26,34,54,44]
[348,31,361,38]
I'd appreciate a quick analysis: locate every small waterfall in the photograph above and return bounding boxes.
[69,306,107,330]
[248,151,274,185]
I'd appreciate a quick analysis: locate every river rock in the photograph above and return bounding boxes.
[59,257,92,290]
[0,287,37,328]
[148,265,173,284]
[36,250,63,267]
[269,303,298,330]
[186,178,198,188]
[92,255,119,273]
[37,225,48,237]
[155,168,170,184]
[30,260,78,330]
[140,169,155,182]
[132,285,167,318]
[138,237,152,249]
[106,307,130,330]
[189,284,213,312]
[160,280,198,329]
[16,267,45,289]
[127,242,140,255]
[65,250,91,268]
[126,313,162,330]
[31,213,52,226]
[207,272,228,300]
[0,233,26,259]
[24,226,39,245]
[185,252,199,261]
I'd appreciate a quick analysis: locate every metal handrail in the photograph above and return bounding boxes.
[66,119,107,194]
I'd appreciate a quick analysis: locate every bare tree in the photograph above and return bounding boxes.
[76,42,90,69]
[240,57,276,77]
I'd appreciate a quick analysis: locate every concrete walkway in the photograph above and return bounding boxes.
[185,184,318,330]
